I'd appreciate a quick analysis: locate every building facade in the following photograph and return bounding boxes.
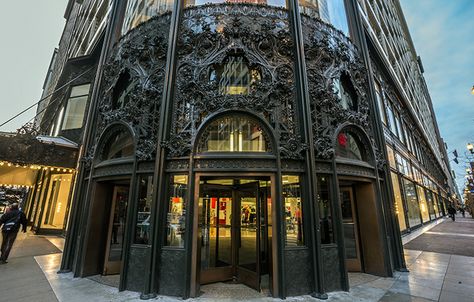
[30,0,457,299]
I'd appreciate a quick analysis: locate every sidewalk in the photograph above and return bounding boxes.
[2,216,474,301]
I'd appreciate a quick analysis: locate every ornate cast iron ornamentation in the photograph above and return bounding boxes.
[167,4,302,159]
[90,13,172,162]
[302,15,376,161]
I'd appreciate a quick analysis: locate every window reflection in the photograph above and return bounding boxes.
[333,74,358,111]
[299,0,349,35]
[62,84,90,130]
[134,175,153,244]
[209,56,261,95]
[166,175,188,247]
[317,175,333,244]
[283,175,304,246]
[391,172,407,232]
[403,178,421,228]
[122,0,174,35]
[197,115,269,153]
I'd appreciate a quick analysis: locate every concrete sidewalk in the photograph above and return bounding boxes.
[0,231,61,302]
[3,216,474,301]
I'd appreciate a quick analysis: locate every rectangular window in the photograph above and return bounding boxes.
[283,175,304,246]
[134,175,153,244]
[386,145,396,169]
[317,175,334,244]
[391,172,407,232]
[386,102,398,135]
[165,175,188,247]
[374,81,387,124]
[61,84,90,130]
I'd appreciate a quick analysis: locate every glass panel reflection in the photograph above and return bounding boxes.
[416,185,430,223]
[403,179,421,227]
[340,188,357,259]
[134,175,153,244]
[108,187,129,262]
[317,175,334,244]
[299,0,349,36]
[391,172,407,232]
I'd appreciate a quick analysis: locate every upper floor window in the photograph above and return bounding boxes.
[209,56,261,95]
[197,115,270,153]
[61,84,91,131]
[299,0,350,36]
[374,81,386,124]
[333,73,358,111]
[121,0,174,35]
[185,0,287,8]
[112,72,136,109]
[335,130,367,162]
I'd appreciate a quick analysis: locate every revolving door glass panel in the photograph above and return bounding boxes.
[198,177,271,291]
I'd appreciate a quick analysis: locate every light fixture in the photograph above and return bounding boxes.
[468,143,474,153]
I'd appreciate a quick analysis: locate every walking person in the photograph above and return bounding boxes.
[460,207,465,218]
[0,203,27,264]
[447,204,456,222]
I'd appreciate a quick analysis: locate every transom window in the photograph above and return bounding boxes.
[335,130,366,162]
[101,128,134,161]
[185,0,287,8]
[197,115,270,153]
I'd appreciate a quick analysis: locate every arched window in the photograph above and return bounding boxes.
[197,115,270,153]
[185,0,287,9]
[333,73,358,111]
[335,130,366,162]
[101,128,134,161]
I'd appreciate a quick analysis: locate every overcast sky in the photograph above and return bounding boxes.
[0,1,67,132]
[400,0,474,195]
[0,1,472,194]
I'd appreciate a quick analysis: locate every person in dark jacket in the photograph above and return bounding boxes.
[447,204,456,221]
[0,203,27,264]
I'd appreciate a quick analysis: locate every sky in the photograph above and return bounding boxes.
[0,1,472,195]
[400,0,474,196]
[0,1,67,132]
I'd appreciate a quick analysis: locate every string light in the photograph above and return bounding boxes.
[0,160,75,173]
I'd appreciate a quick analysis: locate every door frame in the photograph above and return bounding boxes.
[191,172,278,296]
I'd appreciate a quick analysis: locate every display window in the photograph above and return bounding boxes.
[165,175,188,247]
[391,172,407,232]
[41,174,73,230]
[317,175,334,244]
[283,175,304,247]
[134,175,153,244]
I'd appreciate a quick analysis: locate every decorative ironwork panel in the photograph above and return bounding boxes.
[89,13,172,162]
[166,4,302,159]
[302,15,376,162]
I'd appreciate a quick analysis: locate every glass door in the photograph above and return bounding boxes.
[198,177,266,291]
[340,187,362,272]
[103,185,129,275]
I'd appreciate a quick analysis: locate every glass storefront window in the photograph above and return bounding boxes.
[299,0,349,36]
[416,185,430,223]
[41,174,73,230]
[317,175,334,244]
[432,192,440,217]
[122,0,174,35]
[403,178,421,228]
[197,115,270,153]
[391,172,406,232]
[425,190,436,220]
[165,175,188,247]
[185,0,287,8]
[134,175,153,244]
[283,175,304,246]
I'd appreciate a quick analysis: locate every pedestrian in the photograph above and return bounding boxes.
[460,207,465,218]
[447,204,456,222]
[0,203,27,264]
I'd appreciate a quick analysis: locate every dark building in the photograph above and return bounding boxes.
[29,0,457,299]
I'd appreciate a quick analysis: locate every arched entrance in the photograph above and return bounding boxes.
[189,113,279,295]
[80,125,135,281]
[334,127,388,276]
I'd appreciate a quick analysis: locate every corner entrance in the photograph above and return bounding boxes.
[197,176,272,292]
